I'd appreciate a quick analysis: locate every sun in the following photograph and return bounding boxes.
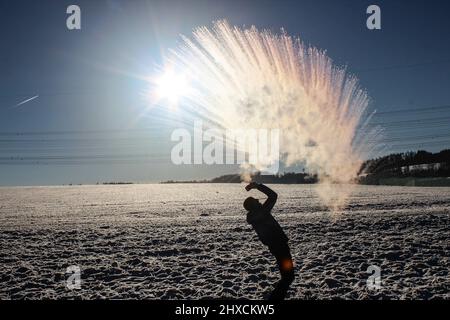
[153,70,189,105]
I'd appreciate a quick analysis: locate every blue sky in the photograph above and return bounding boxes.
[1,0,450,186]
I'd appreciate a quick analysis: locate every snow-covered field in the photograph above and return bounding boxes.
[0,184,449,299]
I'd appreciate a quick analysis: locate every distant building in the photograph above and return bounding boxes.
[401,162,445,174]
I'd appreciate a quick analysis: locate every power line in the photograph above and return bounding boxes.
[0,127,169,136]
[372,104,450,116]
[369,133,450,143]
[388,139,450,149]
[0,159,170,166]
[355,58,450,73]
[0,154,169,161]
[370,115,450,126]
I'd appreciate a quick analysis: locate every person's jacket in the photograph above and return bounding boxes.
[246,184,289,247]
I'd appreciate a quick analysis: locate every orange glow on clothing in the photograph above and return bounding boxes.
[281,259,294,272]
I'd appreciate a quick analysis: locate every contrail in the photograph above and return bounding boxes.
[13,95,39,108]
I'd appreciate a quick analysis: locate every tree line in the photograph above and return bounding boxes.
[358,149,450,184]
[161,149,450,184]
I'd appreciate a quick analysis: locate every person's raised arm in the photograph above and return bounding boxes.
[245,182,278,211]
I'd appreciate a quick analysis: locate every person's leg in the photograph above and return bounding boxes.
[268,243,294,301]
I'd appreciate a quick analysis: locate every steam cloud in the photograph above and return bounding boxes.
[166,20,382,212]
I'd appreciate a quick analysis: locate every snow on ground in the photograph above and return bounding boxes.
[0,184,449,299]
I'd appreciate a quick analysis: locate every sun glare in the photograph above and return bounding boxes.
[154,70,189,105]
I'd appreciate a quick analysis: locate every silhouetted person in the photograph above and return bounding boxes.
[243,182,294,300]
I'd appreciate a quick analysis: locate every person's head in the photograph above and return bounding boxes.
[243,196,262,212]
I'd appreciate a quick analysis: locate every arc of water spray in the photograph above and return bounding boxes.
[163,20,382,212]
